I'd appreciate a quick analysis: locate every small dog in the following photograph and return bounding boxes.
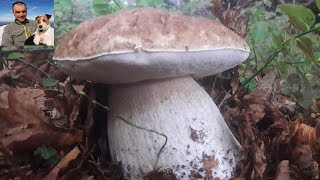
[33,14,54,46]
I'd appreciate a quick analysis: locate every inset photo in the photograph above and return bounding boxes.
[0,0,54,47]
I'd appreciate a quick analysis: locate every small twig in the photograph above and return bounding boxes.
[218,90,231,108]
[44,59,59,68]
[15,58,52,78]
[79,91,168,170]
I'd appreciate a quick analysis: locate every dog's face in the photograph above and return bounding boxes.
[35,14,51,32]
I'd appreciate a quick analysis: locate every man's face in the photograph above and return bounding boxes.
[13,4,27,23]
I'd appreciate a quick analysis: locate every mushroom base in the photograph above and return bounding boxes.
[107,76,241,179]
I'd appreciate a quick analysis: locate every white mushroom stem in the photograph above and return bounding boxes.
[107,75,241,179]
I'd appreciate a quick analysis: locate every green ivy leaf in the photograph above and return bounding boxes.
[7,52,24,60]
[43,78,59,87]
[34,145,60,166]
[278,4,315,31]
[34,145,58,160]
[296,37,315,61]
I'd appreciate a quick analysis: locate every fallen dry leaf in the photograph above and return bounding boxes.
[46,146,81,180]
[237,112,266,179]
[0,88,83,164]
[224,71,285,178]
[0,88,45,127]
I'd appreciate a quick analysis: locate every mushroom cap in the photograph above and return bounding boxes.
[53,7,250,84]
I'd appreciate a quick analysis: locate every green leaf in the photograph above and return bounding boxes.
[7,52,24,60]
[47,155,60,165]
[270,31,284,48]
[316,0,320,10]
[153,0,164,6]
[43,78,59,87]
[93,5,113,15]
[22,45,42,49]
[275,61,289,76]
[314,23,320,30]
[136,0,163,7]
[270,29,290,57]
[55,0,73,9]
[240,76,257,92]
[34,145,58,160]
[34,145,60,166]
[297,69,313,109]
[137,0,155,6]
[248,21,269,44]
[249,5,266,22]
[280,85,298,95]
[296,37,315,61]
[278,4,315,31]
[93,0,114,15]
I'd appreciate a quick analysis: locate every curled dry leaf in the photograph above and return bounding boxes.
[223,71,285,178]
[0,88,45,126]
[238,112,266,179]
[42,81,82,128]
[247,104,266,123]
[290,121,320,171]
[275,160,291,180]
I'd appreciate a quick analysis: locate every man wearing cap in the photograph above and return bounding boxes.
[1,1,37,46]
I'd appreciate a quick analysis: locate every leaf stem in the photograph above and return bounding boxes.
[79,91,168,170]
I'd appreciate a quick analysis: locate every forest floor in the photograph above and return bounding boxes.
[0,49,319,179]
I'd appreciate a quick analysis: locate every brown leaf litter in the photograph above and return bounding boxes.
[0,87,83,164]
[0,51,124,179]
[0,51,84,178]
[222,70,320,179]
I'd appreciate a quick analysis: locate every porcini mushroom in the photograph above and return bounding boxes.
[53,7,250,179]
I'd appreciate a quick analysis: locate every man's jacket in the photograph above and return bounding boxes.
[1,19,37,46]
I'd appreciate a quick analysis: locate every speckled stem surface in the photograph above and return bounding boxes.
[107,76,241,179]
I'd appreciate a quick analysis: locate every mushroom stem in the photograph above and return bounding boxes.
[107,75,241,179]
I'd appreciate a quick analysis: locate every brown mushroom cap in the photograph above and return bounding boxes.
[53,7,250,84]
